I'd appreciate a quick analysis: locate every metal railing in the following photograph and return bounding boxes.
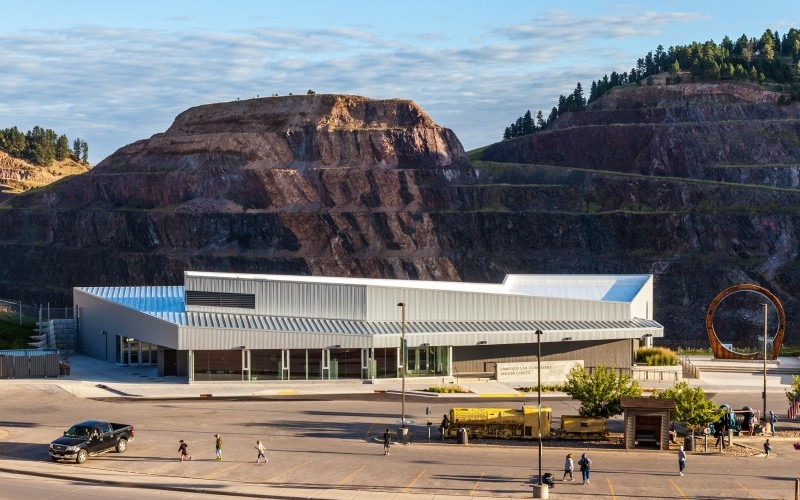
[677,355,701,378]
[0,299,74,326]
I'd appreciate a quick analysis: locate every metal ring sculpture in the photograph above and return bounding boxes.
[706,283,785,360]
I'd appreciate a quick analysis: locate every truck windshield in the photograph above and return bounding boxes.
[65,426,92,438]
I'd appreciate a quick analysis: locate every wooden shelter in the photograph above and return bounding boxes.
[620,397,675,451]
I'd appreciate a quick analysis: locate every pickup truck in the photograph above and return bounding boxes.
[49,420,135,464]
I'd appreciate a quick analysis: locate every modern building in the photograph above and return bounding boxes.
[73,271,663,382]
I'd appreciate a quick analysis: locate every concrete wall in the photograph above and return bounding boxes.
[452,339,633,375]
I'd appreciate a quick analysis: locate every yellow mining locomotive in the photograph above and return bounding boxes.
[445,406,552,439]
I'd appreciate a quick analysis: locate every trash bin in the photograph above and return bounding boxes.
[398,426,409,445]
[457,427,468,445]
[684,434,694,452]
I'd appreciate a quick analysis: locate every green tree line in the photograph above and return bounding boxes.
[504,28,800,140]
[0,126,89,167]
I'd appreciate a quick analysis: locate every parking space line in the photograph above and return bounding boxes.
[266,459,312,483]
[336,465,366,486]
[735,480,760,499]
[470,471,485,496]
[205,460,247,479]
[403,469,426,493]
[607,477,616,499]
[670,478,687,498]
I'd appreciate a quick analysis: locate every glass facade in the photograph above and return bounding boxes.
[193,350,245,381]
[190,346,450,382]
[115,336,158,366]
[250,349,283,380]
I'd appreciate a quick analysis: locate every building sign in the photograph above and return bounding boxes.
[495,360,584,384]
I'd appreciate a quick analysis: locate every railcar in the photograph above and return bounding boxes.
[445,406,552,439]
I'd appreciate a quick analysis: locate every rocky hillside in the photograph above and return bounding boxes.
[0,151,90,202]
[478,80,800,346]
[1,86,799,347]
[0,94,472,297]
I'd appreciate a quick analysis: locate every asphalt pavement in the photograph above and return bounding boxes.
[1,354,799,499]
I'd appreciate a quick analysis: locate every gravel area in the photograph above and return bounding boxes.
[439,431,800,457]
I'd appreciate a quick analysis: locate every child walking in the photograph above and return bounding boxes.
[255,440,268,463]
[178,439,191,461]
[383,428,392,455]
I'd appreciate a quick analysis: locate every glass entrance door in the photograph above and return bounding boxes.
[116,336,157,367]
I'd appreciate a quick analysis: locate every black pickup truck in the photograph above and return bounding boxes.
[49,420,135,464]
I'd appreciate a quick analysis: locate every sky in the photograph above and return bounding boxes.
[1,1,798,165]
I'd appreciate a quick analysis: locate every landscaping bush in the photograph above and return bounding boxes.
[425,385,468,393]
[636,347,677,366]
[515,384,564,393]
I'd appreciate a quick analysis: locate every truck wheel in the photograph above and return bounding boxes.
[76,449,88,464]
[116,439,127,453]
[501,429,512,439]
[50,456,59,462]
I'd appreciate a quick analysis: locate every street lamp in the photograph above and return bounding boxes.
[763,303,768,419]
[397,302,407,430]
[535,329,543,487]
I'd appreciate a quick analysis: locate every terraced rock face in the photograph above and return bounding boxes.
[2,85,800,346]
[0,94,472,300]
[478,80,800,346]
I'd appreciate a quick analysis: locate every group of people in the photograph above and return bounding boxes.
[177,434,269,463]
[561,453,592,484]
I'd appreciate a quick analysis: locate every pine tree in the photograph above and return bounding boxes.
[55,134,70,161]
[72,138,82,161]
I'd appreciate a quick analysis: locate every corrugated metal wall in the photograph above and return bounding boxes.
[368,288,631,322]
[184,275,368,320]
[183,274,635,323]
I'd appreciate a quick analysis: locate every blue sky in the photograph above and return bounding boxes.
[1,1,797,164]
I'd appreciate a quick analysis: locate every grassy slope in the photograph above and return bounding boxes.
[0,318,34,349]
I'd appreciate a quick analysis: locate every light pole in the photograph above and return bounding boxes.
[536,329,543,486]
[763,303,768,419]
[397,302,407,430]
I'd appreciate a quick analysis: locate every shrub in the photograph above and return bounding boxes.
[636,347,677,366]
[515,384,564,393]
[425,385,468,393]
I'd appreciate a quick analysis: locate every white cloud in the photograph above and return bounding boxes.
[0,7,730,163]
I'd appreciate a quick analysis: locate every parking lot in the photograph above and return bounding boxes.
[2,372,800,499]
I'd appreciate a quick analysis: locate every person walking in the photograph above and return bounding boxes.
[214,434,223,461]
[562,453,574,481]
[255,440,267,463]
[440,414,450,440]
[770,411,778,436]
[677,445,686,475]
[764,438,772,458]
[578,452,591,485]
[178,439,191,461]
[383,428,392,455]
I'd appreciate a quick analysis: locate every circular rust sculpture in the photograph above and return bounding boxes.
[706,284,785,360]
